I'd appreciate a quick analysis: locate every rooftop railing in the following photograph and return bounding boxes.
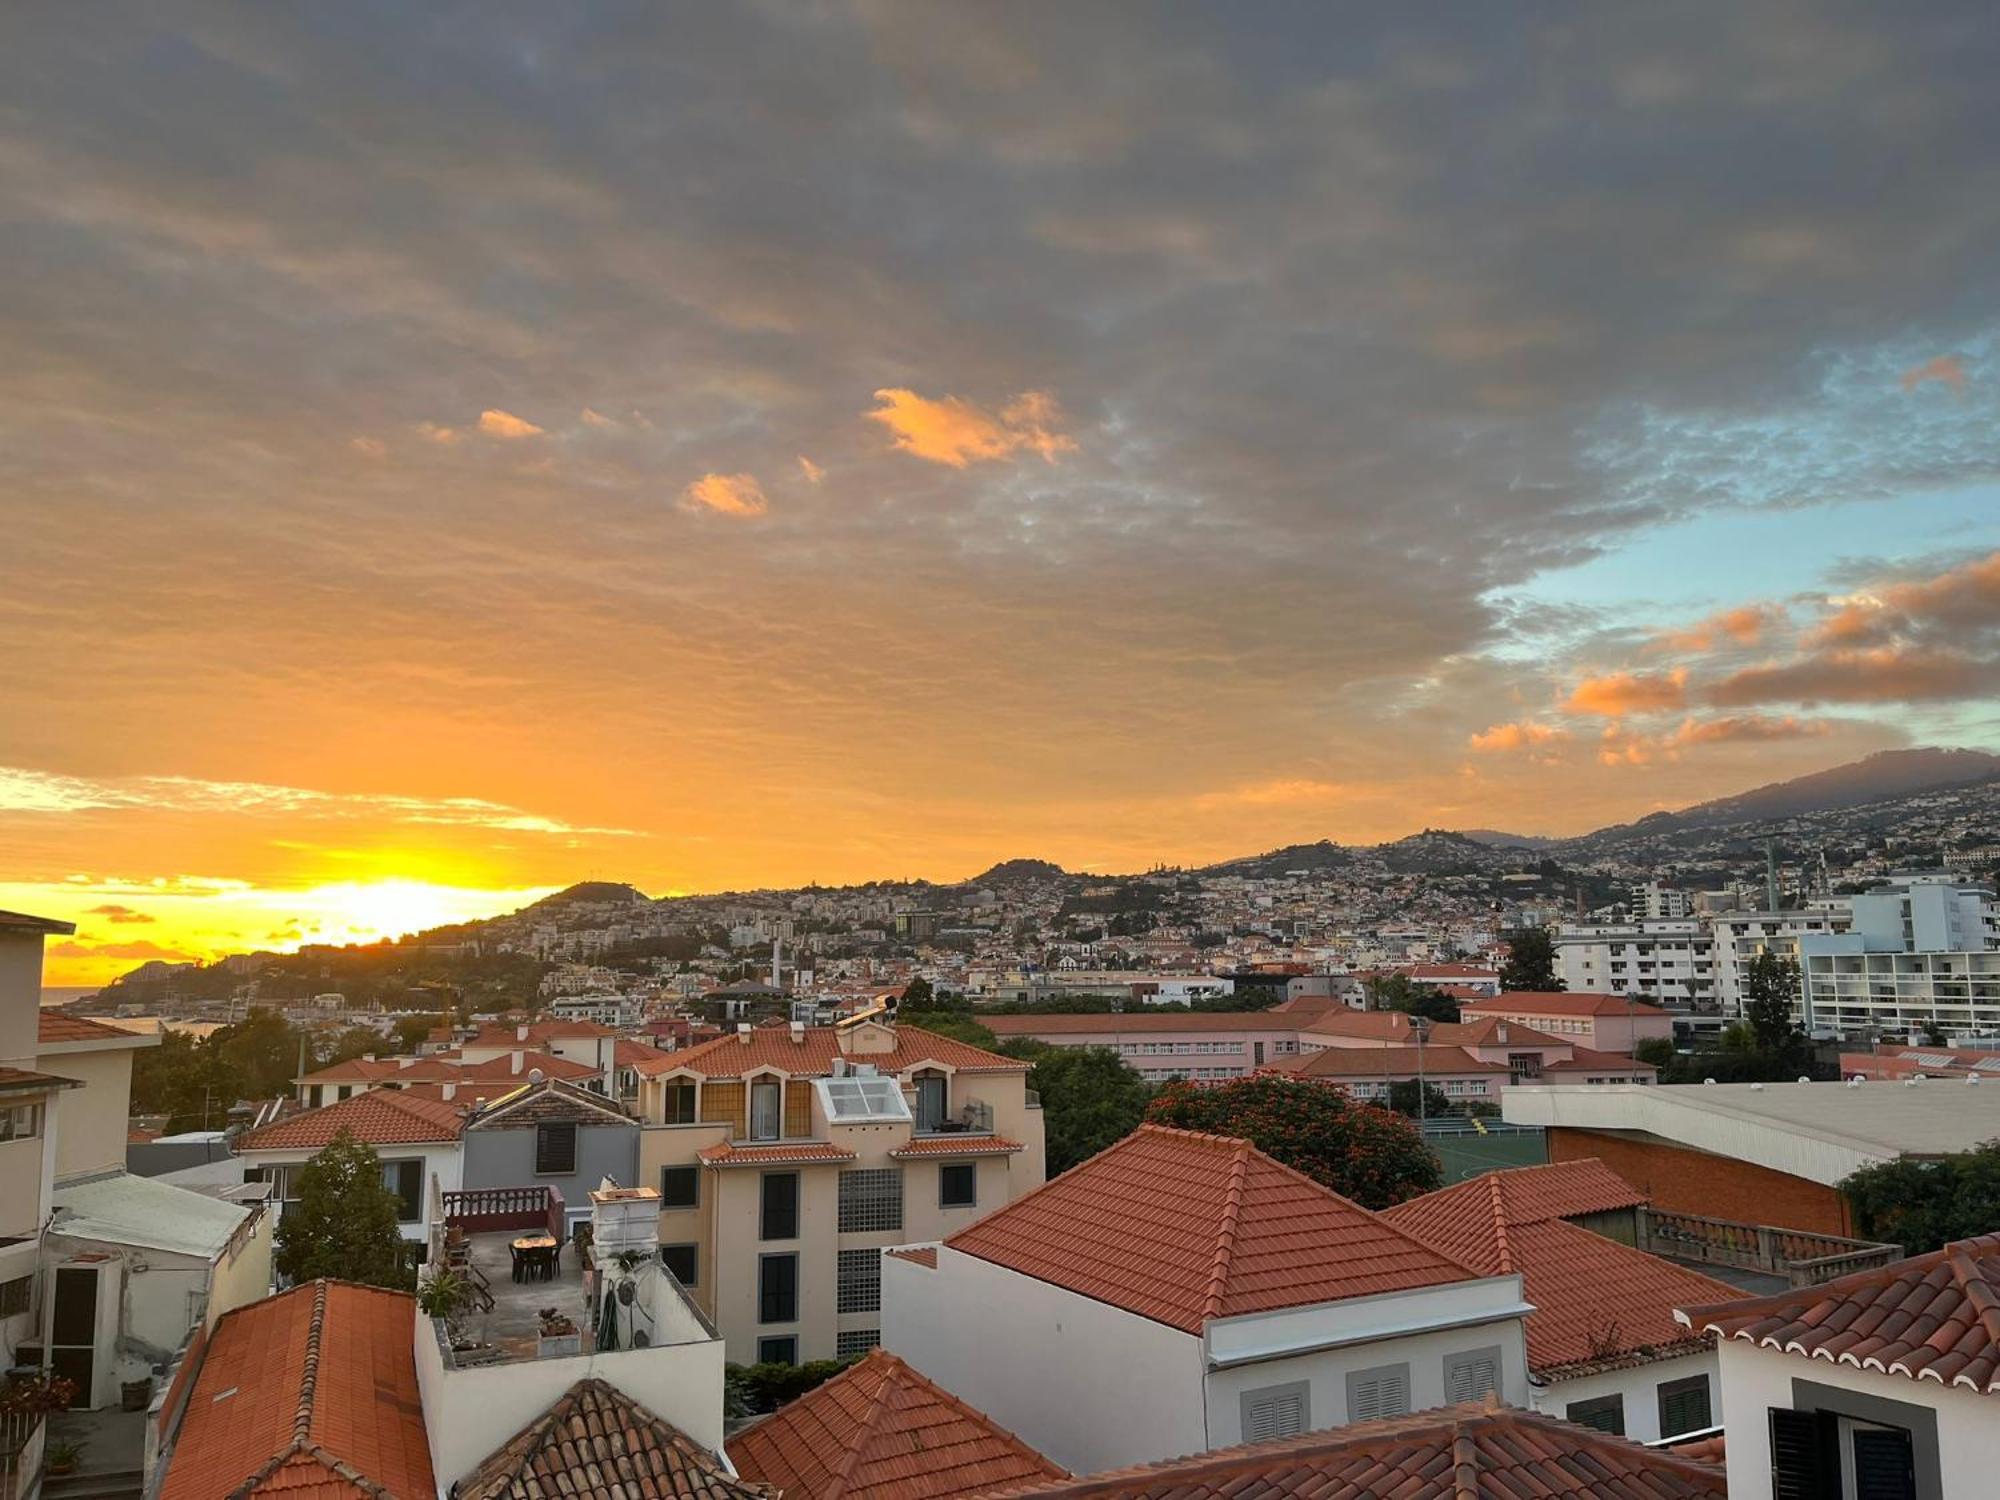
[1637,1207,1901,1286]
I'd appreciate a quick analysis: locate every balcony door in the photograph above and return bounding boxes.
[749,1079,782,1141]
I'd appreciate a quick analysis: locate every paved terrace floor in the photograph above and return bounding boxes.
[456,1230,594,1360]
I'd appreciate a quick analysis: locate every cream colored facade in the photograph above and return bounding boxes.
[635,1021,1045,1363]
[38,1033,154,1181]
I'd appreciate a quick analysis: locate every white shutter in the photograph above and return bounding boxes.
[1349,1365,1411,1422]
[1243,1389,1307,1443]
[1445,1350,1499,1403]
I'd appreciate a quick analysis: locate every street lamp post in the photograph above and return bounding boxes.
[1411,1015,1431,1130]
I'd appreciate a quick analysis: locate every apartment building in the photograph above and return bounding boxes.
[1554,921,1715,1009]
[293,1047,600,1109]
[1710,906,1848,1015]
[1459,992,1674,1054]
[631,1018,1044,1364]
[882,1124,1531,1475]
[1800,875,2000,1035]
[981,1011,1306,1083]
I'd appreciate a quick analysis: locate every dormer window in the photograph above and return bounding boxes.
[749,1078,783,1141]
[912,1071,948,1132]
[662,1079,697,1125]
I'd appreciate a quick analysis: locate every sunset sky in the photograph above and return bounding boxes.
[4,6,2000,984]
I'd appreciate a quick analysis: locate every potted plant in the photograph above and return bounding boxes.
[45,1439,84,1477]
[536,1306,581,1359]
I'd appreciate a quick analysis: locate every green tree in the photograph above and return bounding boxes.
[1742,950,1805,1055]
[1364,974,1460,1024]
[900,976,935,1007]
[1002,1043,1152,1176]
[319,1026,388,1066]
[1841,1142,2000,1255]
[1633,1036,1677,1071]
[1385,1078,1454,1120]
[1145,1074,1442,1209]
[1498,928,1563,992]
[392,1013,446,1052]
[272,1129,416,1290]
[214,1009,310,1101]
[899,1013,999,1049]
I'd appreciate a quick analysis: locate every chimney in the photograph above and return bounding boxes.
[1497,1024,1509,1043]
[516,1024,529,1042]
[511,1050,524,1074]
[789,1020,805,1044]
[362,1053,375,1063]
[442,1082,457,1101]
[737,1023,753,1045]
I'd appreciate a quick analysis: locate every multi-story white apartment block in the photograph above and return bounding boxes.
[632,1018,1044,1365]
[1709,907,1850,1016]
[1799,874,2000,1036]
[1554,920,1714,1010]
[1629,882,1692,920]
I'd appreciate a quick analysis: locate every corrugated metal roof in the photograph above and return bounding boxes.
[51,1170,254,1258]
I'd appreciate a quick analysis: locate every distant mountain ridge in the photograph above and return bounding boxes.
[1670,747,2000,828]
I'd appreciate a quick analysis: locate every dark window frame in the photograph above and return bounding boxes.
[659,1242,699,1288]
[660,1164,700,1209]
[756,1335,797,1365]
[758,1253,799,1324]
[534,1122,578,1176]
[761,1171,800,1241]
[1565,1392,1625,1436]
[382,1158,424,1223]
[662,1081,698,1125]
[1656,1373,1711,1439]
[939,1161,977,1209]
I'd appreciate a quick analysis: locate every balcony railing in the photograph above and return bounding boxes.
[0,1410,42,1500]
[1637,1208,1901,1286]
[441,1184,565,1239]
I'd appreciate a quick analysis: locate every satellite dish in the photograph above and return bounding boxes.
[529,1068,545,1083]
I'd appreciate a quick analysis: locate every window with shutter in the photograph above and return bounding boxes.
[1240,1382,1309,1444]
[1345,1363,1410,1423]
[1565,1393,1625,1436]
[761,1172,799,1240]
[1769,1407,1830,1500]
[1656,1374,1712,1439]
[1850,1426,1916,1500]
[534,1122,577,1175]
[758,1253,798,1324]
[1443,1347,1501,1404]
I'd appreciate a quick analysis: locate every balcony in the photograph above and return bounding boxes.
[1637,1208,1901,1288]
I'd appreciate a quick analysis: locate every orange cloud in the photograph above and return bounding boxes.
[1193,777,1351,809]
[1709,647,2000,706]
[1668,714,1830,746]
[1900,353,1967,394]
[580,407,617,429]
[681,472,769,517]
[1596,725,1651,766]
[84,903,155,923]
[1805,551,2000,649]
[416,421,462,445]
[798,455,826,484]
[1563,667,1688,717]
[349,436,387,459]
[866,388,1077,467]
[479,408,544,439]
[1467,721,1569,754]
[1661,604,1779,652]
[47,938,199,962]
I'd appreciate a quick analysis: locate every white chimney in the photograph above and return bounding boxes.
[516,1024,529,1042]
[737,1023,753,1045]
[442,1082,457,1101]
[362,1053,375,1063]
[789,1020,805,1044]
[510,1050,524,1074]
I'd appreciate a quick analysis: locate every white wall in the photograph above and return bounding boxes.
[413,1304,726,1494]
[239,1141,462,1242]
[883,1247,1208,1475]
[1530,1347,1718,1444]
[1717,1338,2000,1500]
[46,1046,139,1180]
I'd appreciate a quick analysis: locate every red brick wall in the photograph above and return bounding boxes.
[1547,1127,1855,1237]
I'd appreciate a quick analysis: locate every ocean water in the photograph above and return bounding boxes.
[40,986,101,1007]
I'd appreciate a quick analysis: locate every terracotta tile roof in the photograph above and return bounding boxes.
[236,1088,466,1150]
[944,1124,1478,1333]
[1671,1434,1726,1465]
[1294,1012,1419,1043]
[467,1078,633,1128]
[37,1011,145,1045]
[979,1013,1295,1036]
[728,1349,1067,1500]
[464,1020,617,1046]
[300,1051,598,1087]
[615,1038,668,1067]
[1271,1044,1505,1079]
[458,1377,775,1499]
[698,1141,858,1167]
[641,1024,1027,1079]
[1679,1230,2000,1392]
[1424,1016,1568,1049]
[1464,992,1671,1018]
[1384,1162,1732,1378]
[1541,1045,1657,1074]
[889,1136,1024,1159]
[886,1246,937,1269]
[158,1280,433,1500]
[983,1400,1726,1499]
[0,1065,80,1096]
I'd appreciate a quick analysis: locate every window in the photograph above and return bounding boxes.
[660,1165,699,1209]
[382,1159,423,1222]
[758,1254,798,1324]
[838,1168,904,1233]
[913,1073,947,1131]
[836,1328,881,1360]
[761,1172,799,1241]
[659,1243,698,1288]
[535,1123,578,1175]
[1769,1408,1831,1499]
[0,1104,42,1142]
[0,1275,29,1318]
[1656,1375,1710,1438]
[663,1081,697,1124]
[1566,1393,1625,1435]
[750,1079,783,1141]
[757,1335,798,1365]
[837,1248,881,1313]
[1241,1381,1309,1443]
[1345,1363,1410,1423]
[939,1162,977,1209]
[1443,1346,1501,1404]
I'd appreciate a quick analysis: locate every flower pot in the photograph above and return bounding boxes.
[537,1332,581,1359]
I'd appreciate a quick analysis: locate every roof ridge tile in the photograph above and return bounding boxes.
[1200,1140,1253,1323]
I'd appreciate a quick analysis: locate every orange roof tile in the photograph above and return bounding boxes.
[1680,1231,2000,1392]
[1464,992,1671,1018]
[698,1141,858,1167]
[1293,1012,1420,1043]
[1382,1162,1733,1377]
[37,1011,146,1045]
[1541,1045,1656,1074]
[300,1051,598,1086]
[984,1400,1725,1499]
[0,1065,80,1097]
[1272,1045,1505,1079]
[886,1246,937,1269]
[888,1136,1024,1159]
[1424,1016,1568,1049]
[944,1125,1477,1333]
[236,1089,465,1150]
[158,1281,433,1500]
[979,1013,1296,1036]
[728,1350,1067,1500]
[459,1378,775,1499]
[639,1024,1027,1080]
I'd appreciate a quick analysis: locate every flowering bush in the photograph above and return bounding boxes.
[0,1371,77,1416]
[1145,1074,1442,1209]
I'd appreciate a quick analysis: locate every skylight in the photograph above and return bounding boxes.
[815,1075,911,1124]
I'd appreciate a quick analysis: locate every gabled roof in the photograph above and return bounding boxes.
[0,1065,81,1098]
[158,1281,433,1500]
[728,1350,1067,1500]
[458,1378,775,1499]
[1382,1162,1735,1378]
[1271,1044,1505,1079]
[1679,1230,2000,1393]
[981,1400,1726,1499]
[943,1125,1477,1333]
[1464,992,1671,1018]
[1541,1044,1656,1075]
[462,1020,617,1047]
[235,1088,466,1150]
[979,1012,1294,1036]
[639,1024,1027,1080]
[1294,1012,1419,1044]
[0,908,75,935]
[38,1011,152,1047]
[298,1050,599,1086]
[1425,1016,1567,1049]
[466,1077,633,1129]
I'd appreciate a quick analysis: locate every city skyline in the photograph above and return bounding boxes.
[5,5,2000,982]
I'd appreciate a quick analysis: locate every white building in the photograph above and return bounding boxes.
[232,1089,466,1246]
[1554,921,1714,1010]
[1800,874,2000,1035]
[1710,907,1849,1016]
[1631,882,1692,920]
[882,1124,1531,1475]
